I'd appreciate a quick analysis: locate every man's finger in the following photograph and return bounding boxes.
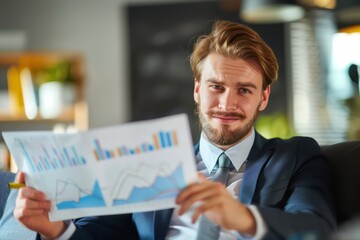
[16,171,26,184]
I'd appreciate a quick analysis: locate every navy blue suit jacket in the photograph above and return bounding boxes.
[51,132,336,240]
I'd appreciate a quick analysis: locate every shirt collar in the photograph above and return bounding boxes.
[199,129,255,173]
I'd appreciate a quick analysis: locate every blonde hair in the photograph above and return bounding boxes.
[190,20,278,89]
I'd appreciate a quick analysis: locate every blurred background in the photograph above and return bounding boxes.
[0,0,359,171]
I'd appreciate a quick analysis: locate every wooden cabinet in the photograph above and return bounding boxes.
[0,52,88,171]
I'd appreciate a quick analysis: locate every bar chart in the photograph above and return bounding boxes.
[16,138,87,172]
[93,130,178,161]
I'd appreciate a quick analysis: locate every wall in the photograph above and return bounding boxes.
[0,0,286,132]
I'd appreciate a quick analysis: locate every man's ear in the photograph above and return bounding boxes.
[259,85,271,111]
[194,78,200,104]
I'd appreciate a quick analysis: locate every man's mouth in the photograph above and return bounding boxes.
[208,112,245,123]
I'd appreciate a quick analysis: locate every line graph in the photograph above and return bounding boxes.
[55,179,106,210]
[110,162,185,205]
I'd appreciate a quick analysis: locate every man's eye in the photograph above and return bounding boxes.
[210,85,223,90]
[239,88,250,94]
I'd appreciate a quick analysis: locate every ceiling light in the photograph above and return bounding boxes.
[240,0,306,24]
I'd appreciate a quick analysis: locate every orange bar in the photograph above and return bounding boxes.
[117,147,123,157]
[153,134,160,149]
[135,147,141,154]
[172,131,178,145]
[93,150,100,161]
[110,150,115,158]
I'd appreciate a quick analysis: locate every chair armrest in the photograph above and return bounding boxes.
[0,171,15,218]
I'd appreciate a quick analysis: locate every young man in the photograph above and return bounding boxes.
[14,20,336,240]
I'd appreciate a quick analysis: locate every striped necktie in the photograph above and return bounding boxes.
[196,153,231,240]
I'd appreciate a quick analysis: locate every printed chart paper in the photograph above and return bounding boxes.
[3,114,197,221]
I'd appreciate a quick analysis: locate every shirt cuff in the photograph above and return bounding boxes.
[247,205,267,240]
[40,220,75,240]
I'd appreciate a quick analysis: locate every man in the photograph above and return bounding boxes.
[14,20,336,239]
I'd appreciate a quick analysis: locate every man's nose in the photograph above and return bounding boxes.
[218,91,237,111]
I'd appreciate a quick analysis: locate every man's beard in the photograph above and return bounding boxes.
[196,104,260,146]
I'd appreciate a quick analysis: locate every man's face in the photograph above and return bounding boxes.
[194,53,270,149]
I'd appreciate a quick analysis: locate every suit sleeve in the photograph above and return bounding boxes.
[68,214,138,239]
[257,138,336,240]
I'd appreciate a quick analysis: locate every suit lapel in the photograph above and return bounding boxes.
[240,132,273,204]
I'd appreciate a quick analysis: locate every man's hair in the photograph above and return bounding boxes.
[190,20,278,89]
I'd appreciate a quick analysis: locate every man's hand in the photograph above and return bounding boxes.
[13,172,67,239]
[176,174,256,236]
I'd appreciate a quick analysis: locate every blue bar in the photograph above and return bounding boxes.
[105,150,111,159]
[18,140,36,172]
[43,146,51,160]
[148,144,154,151]
[81,157,86,164]
[53,149,64,168]
[71,146,81,165]
[166,132,172,147]
[53,158,59,169]
[33,160,39,172]
[63,148,73,166]
[60,153,68,167]
[160,131,166,148]
[44,147,54,170]
[39,157,45,170]
[47,148,56,169]
[38,161,43,171]
[43,157,50,170]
